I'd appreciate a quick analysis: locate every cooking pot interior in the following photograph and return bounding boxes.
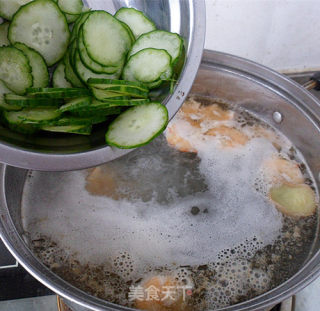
[2,51,320,311]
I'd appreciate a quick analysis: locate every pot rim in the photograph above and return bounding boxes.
[1,49,320,311]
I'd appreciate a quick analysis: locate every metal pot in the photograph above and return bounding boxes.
[1,50,320,311]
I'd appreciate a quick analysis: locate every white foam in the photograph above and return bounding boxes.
[206,259,271,308]
[22,127,284,282]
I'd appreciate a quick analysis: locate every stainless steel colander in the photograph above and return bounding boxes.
[0,0,206,171]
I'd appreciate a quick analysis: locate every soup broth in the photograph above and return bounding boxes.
[21,97,319,310]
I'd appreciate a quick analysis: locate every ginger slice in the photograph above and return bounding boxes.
[269,183,316,217]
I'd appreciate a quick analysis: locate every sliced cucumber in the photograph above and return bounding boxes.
[145,79,163,89]
[44,115,108,126]
[70,11,91,42]
[0,46,33,94]
[14,107,61,123]
[4,94,62,107]
[105,98,150,106]
[0,22,9,46]
[45,117,92,126]
[64,49,84,87]
[71,106,122,117]
[3,110,38,134]
[89,98,149,108]
[0,0,33,20]
[85,99,123,110]
[91,88,130,101]
[65,13,79,24]
[0,101,21,111]
[41,124,92,135]
[106,102,168,149]
[59,96,92,112]
[82,11,132,67]
[0,80,21,111]
[86,115,109,125]
[74,51,121,84]
[119,21,135,44]
[78,27,121,74]
[14,42,49,88]
[144,67,173,89]
[6,108,61,126]
[123,48,172,85]
[90,85,149,98]
[76,115,109,125]
[53,62,73,88]
[87,78,149,92]
[91,88,142,101]
[57,0,83,15]
[27,87,90,99]
[128,30,183,65]
[71,111,119,118]
[9,0,70,66]
[115,8,156,39]
[69,39,79,69]
[85,99,123,109]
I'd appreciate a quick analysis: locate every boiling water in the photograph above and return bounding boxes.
[21,97,318,310]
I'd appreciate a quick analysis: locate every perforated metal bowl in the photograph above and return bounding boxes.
[0,0,206,171]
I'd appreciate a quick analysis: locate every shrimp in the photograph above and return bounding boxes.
[86,166,122,200]
[262,156,304,185]
[253,125,283,151]
[135,275,191,311]
[165,124,198,153]
[180,99,233,128]
[165,99,241,152]
[205,125,249,148]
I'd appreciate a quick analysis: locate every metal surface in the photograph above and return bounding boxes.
[303,80,317,91]
[0,0,206,171]
[0,241,17,269]
[279,298,293,311]
[1,50,320,311]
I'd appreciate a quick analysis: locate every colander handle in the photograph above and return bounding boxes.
[303,72,320,90]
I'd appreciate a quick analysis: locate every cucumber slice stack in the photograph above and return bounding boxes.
[57,0,84,15]
[27,87,90,98]
[0,0,185,148]
[122,30,184,88]
[128,30,184,65]
[0,80,20,111]
[53,62,73,88]
[14,42,49,88]
[83,11,132,67]
[0,46,32,95]
[0,0,33,20]
[115,7,156,39]
[0,22,9,46]
[123,48,173,88]
[4,94,62,107]
[8,0,70,66]
[106,102,168,149]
